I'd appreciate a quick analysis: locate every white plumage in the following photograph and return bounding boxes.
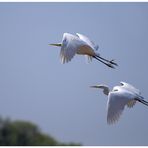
[91,82,148,124]
[50,33,117,68]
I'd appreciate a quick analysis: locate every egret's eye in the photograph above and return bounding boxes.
[114,89,118,91]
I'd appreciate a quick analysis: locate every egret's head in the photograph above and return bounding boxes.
[49,33,70,47]
[90,84,110,96]
[49,38,67,47]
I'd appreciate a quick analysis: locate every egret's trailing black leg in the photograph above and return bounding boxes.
[92,56,115,69]
[136,99,148,106]
[96,55,118,66]
[141,99,148,105]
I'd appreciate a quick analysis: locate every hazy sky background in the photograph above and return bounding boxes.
[0,2,148,146]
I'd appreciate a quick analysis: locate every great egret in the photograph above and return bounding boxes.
[91,82,148,124]
[49,33,118,68]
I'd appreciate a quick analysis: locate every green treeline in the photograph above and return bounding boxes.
[0,117,81,146]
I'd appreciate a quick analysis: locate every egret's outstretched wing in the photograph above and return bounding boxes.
[60,33,86,63]
[107,90,131,124]
[120,82,141,95]
[76,33,99,51]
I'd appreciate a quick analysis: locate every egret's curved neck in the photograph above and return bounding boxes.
[100,86,110,96]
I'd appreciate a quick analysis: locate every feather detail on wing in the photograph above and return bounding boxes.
[60,44,76,63]
[107,92,128,124]
[120,82,141,95]
[60,33,86,64]
[76,33,99,51]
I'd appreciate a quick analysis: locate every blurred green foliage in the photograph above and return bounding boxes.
[0,117,81,146]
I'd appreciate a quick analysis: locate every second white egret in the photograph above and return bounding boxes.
[49,33,118,68]
[91,82,148,124]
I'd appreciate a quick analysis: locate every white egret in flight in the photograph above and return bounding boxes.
[49,33,118,68]
[91,82,148,124]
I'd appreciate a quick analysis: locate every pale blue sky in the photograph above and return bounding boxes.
[0,2,148,146]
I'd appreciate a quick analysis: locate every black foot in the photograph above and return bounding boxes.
[109,59,118,66]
